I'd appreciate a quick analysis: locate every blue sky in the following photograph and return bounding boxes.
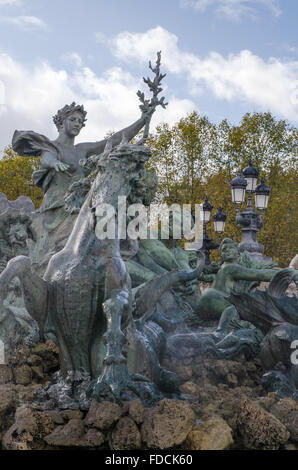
[0,0,297,151]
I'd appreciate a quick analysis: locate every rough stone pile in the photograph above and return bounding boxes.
[1,340,298,450]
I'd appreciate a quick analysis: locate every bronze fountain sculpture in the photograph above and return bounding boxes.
[0,53,205,408]
[0,52,297,412]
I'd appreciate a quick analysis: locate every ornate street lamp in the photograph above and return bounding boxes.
[230,163,271,262]
[255,178,271,211]
[213,207,227,234]
[198,196,225,265]
[230,173,247,205]
[186,198,227,265]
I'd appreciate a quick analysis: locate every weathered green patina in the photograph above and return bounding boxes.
[195,238,279,322]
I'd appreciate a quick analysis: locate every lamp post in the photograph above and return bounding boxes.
[199,196,224,265]
[230,162,271,262]
[165,189,228,264]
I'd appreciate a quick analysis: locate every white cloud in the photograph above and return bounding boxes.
[0,53,196,151]
[0,15,48,31]
[180,0,281,21]
[151,97,199,128]
[112,27,192,73]
[109,26,298,123]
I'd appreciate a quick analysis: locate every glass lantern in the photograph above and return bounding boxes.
[230,173,247,205]
[255,178,270,210]
[213,207,227,233]
[243,160,259,192]
[200,196,213,223]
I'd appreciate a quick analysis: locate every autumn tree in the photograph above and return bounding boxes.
[148,111,298,267]
[208,113,298,266]
[147,112,216,205]
[0,146,43,209]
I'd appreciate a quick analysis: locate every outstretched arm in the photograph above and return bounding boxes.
[229,264,278,282]
[76,114,148,158]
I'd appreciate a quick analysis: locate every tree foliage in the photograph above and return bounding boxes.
[0,146,43,209]
[147,111,298,267]
[147,112,216,205]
